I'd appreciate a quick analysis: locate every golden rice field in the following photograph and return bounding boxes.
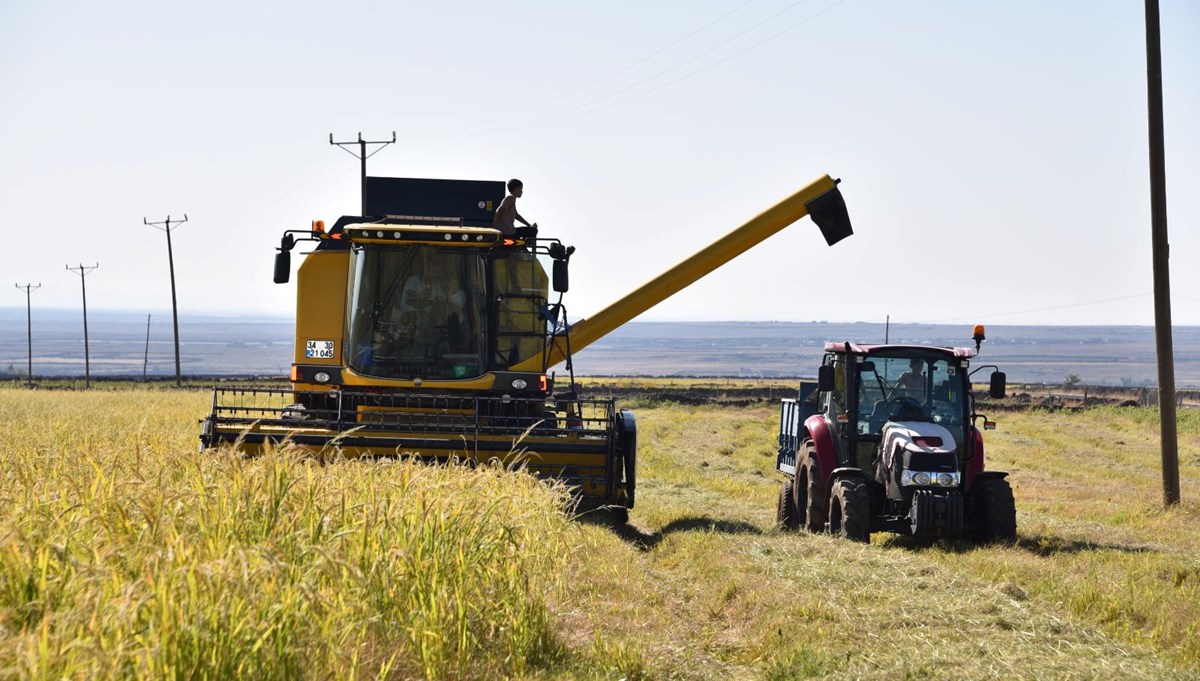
[1,386,1198,680]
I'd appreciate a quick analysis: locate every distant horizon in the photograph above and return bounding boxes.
[3,306,1200,329]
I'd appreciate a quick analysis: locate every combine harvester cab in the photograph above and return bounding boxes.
[202,173,852,520]
[776,328,1015,542]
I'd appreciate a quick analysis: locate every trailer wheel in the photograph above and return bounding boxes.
[971,477,1017,543]
[777,479,797,530]
[793,442,827,533]
[828,477,871,543]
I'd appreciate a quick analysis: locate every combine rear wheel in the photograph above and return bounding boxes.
[793,442,827,532]
[971,477,1017,543]
[828,477,871,543]
[777,479,797,530]
[609,505,630,525]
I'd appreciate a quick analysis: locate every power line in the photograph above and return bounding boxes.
[441,0,758,136]
[144,214,187,387]
[65,263,99,388]
[566,0,847,123]
[14,283,40,388]
[922,292,1155,325]
[451,0,843,138]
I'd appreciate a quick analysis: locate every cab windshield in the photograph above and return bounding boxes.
[347,246,487,380]
[854,354,966,446]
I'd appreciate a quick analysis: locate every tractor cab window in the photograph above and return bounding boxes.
[346,245,488,380]
[855,355,964,441]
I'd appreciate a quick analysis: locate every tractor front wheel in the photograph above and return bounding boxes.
[777,479,797,530]
[828,477,871,543]
[971,477,1017,543]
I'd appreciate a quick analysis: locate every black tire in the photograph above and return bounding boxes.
[828,477,872,543]
[971,477,1017,543]
[610,505,630,525]
[793,442,828,533]
[777,479,797,530]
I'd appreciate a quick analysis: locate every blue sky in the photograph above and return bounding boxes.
[2,0,1197,326]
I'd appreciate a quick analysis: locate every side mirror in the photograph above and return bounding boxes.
[818,364,835,392]
[274,250,291,284]
[989,371,1007,399]
[552,259,569,293]
[861,361,875,372]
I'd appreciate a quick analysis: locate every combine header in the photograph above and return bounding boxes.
[202,173,853,519]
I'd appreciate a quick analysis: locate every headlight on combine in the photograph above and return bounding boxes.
[901,470,960,487]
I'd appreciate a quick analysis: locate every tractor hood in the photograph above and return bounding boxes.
[879,421,959,500]
[882,421,957,457]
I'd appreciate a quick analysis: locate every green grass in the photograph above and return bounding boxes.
[1,389,1198,679]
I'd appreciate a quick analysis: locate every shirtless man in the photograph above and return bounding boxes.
[897,359,925,399]
[492,178,535,236]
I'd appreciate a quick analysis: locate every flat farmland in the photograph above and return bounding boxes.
[1,386,1198,679]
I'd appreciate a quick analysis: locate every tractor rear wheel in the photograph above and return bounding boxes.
[777,479,797,530]
[971,477,1017,543]
[793,442,827,532]
[828,477,871,543]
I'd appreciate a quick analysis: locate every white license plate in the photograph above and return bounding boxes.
[305,340,335,359]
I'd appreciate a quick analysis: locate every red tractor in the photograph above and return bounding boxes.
[775,328,1015,542]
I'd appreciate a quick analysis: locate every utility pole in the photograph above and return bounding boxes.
[144,214,187,387]
[330,131,396,215]
[65,263,99,388]
[143,314,151,380]
[14,283,40,388]
[1144,0,1180,506]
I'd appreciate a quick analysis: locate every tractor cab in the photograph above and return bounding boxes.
[819,344,977,471]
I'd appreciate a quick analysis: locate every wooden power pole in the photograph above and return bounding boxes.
[1144,0,1180,506]
[144,215,187,387]
[330,131,396,215]
[65,263,99,388]
[14,283,40,387]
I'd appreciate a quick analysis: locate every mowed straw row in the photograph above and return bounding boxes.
[0,389,576,680]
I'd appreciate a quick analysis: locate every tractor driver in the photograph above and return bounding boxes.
[897,359,926,400]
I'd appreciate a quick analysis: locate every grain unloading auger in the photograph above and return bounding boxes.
[201,174,852,519]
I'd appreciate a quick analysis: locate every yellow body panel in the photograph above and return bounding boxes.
[294,250,349,366]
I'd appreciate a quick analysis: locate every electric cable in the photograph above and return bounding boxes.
[446,0,845,138]
[441,0,758,136]
[923,292,1155,324]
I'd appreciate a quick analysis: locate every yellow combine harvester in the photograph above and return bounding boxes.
[200,174,852,519]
